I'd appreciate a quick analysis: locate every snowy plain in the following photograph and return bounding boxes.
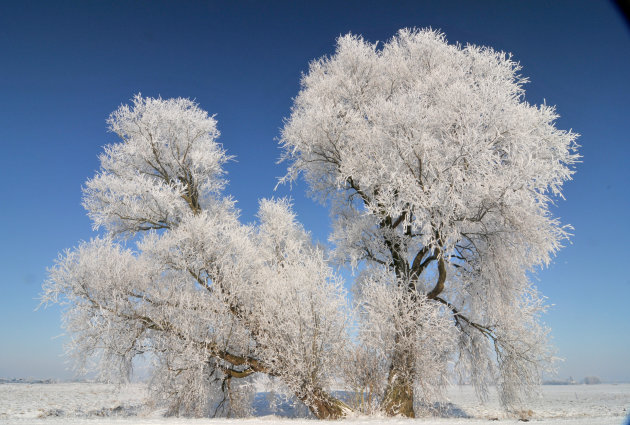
[1,383,629,425]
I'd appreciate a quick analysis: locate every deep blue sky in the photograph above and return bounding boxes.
[1,0,628,382]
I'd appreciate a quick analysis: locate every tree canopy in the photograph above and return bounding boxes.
[43,95,350,418]
[280,28,579,416]
[44,28,579,420]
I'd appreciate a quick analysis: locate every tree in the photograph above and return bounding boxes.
[42,95,351,419]
[583,376,601,385]
[280,28,579,417]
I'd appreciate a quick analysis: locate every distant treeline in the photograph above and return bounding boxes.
[0,378,58,384]
[543,376,602,385]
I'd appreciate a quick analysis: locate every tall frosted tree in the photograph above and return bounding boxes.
[42,95,351,419]
[280,29,579,417]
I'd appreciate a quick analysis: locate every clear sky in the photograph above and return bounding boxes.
[0,0,628,383]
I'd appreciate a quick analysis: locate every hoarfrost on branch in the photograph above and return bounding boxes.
[280,28,579,417]
[43,27,579,420]
[43,95,351,419]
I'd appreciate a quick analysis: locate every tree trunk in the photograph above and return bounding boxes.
[382,347,415,417]
[382,371,414,417]
[298,387,350,419]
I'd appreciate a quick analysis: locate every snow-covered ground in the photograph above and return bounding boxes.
[0,383,628,424]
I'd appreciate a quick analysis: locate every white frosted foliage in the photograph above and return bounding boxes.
[280,28,579,412]
[43,96,350,418]
[84,95,229,236]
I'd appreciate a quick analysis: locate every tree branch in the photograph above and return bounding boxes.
[409,246,432,279]
[426,255,446,299]
[433,296,496,340]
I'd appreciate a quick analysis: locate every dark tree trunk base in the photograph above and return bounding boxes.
[382,376,415,417]
[300,387,350,419]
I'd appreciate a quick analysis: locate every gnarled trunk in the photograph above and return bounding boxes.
[382,345,415,417]
[381,247,446,417]
[298,386,350,419]
[382,373,414,417]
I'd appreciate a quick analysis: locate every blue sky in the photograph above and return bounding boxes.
[0,0,628,382]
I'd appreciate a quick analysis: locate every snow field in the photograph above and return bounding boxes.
[0,383,147,420]
[1,383,628,424]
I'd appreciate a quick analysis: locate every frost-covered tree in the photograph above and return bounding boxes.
[280,29,579,417]
[42,95,351,419]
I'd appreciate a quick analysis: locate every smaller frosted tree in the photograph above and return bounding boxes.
[280,28,579,416]
[42,95,351,419]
